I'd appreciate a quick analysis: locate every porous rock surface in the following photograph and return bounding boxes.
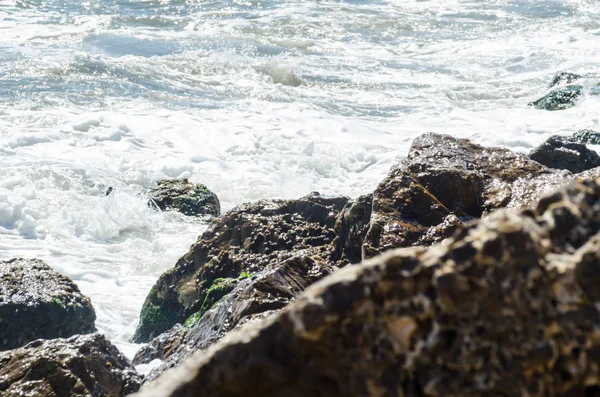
[132,192,349,342]
[0,258,96,351]
[134,177,600,397]
[529,135,600,173]
[0,333,141,397]
[148,178,220,217]
[358,132,570,259]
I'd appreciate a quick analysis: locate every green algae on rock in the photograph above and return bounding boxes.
[133,255,333,379]
[529,85,583,111]
[132,192,349,343]
[571,129,600,145]
[0,333,140,397]
[148,178,220,217]
[0,258,96,351]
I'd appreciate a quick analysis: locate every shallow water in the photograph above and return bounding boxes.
[1,0,600,357]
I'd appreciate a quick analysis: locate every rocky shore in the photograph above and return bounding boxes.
[4,85,600,395]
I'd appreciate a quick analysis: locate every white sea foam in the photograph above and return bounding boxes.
[1,0,600,357]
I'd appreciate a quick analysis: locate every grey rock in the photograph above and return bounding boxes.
[0,258,96,351]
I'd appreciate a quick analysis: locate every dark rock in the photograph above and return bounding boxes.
[529,135,600,173]
[134,255,333,381]
[0,333,140,397]
[550,71,583,87]
[132,192,349,343]
[132,178,600,397]
[572,129,600,145]
[529,85,583,111]
[361,133,569,258]
[0,258,96,351]
[148,179,220,217]
[331,194,373,265]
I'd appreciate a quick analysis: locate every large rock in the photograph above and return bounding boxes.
[358,133,570,259]
[0,258,96,351]
[529,85,583,111]
[133,255,333,380]
[0,333,140,397]
[132,192,349,342]
[133,177,600,397]
[529,135,600,173]
[148,179,220,217]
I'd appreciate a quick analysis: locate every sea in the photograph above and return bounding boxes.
[1,0,599,359]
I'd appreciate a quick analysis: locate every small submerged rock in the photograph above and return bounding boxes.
[0,258,96,351]
[571,129,600,145]
[148,178,220,217]
[549,71,583,87]
[529,135,600,173]
[0,333,141,397]
[529,84,583,111]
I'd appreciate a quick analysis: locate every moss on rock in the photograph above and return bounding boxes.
[132,285,183,342]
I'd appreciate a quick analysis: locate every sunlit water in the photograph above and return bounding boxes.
[1,0,600,358]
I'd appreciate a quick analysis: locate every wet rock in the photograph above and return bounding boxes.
[550,71,583,87]
[134,255,333,381]
[0,333,141,397]
[572,129,600,145]
[529,135,600,173]
[529,85,583,111]
[0,258,96,351]
[132,192,349,343]
[361,133,569,258]
[133,178,600,397]
[331,194,373,265]
[148,179,220,217]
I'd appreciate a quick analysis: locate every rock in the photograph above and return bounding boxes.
[132,178,600,397]
[529,135,600,173]
[0,258,96,351]
[148,179,220,217]
[331,194,373,265]
[549,71,583,87]
[0,333,141,397]
[360,133,569,259]
[572,129,600,145]
[529,85,583,111]
[132,192,349,343]
[133,255,333,381]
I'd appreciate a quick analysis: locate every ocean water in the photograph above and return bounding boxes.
[1,0,600,358]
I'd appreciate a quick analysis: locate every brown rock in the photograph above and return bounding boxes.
[133,178,600,397]
[132,192,349,343]
[0,334,140,397]
[360,132,570,258]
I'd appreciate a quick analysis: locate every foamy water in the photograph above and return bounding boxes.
[1,0,600,358]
